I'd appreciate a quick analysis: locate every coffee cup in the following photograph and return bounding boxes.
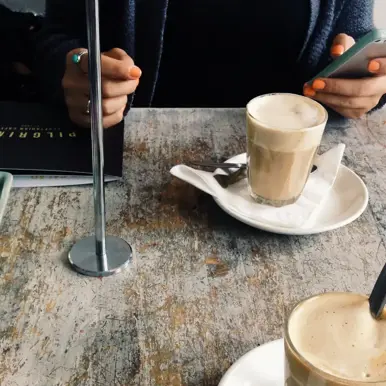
[285,292,386,385]
[246,93,328,207]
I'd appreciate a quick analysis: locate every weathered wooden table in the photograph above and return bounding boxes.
[1,108,386,386]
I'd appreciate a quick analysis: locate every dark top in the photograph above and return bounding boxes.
[37,0,385,111]
[0,5,43,102]
[153,0,309,107]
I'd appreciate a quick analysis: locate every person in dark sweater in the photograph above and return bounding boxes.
[36,0,386,128]
[0,5,43,102]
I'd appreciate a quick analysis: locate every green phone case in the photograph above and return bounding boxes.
[308,29,386,83]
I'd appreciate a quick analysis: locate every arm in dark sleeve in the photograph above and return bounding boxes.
[334,0,374,40]
[35,0,87,104]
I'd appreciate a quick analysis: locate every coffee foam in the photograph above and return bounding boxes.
[247,94,326,131]
[246,94,326,152]
[288,293,386,382]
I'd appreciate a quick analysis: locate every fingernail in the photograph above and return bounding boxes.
[312,79,326,90]
[129,66,142,78]
[368,60,380,73]
[331,44,344,56]
[303,86,316,97]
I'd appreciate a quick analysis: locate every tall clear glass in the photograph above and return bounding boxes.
[246,93,328,207]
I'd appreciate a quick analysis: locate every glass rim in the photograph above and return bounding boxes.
[285,292,386,385]
[246,93,328,132]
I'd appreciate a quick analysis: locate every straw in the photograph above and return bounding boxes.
[369,263,386,319]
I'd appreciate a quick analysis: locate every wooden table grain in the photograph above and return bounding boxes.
[1,108,386,386]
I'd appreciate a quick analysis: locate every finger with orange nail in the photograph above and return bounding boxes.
[330,33,356,58]
[368,59,386,74]
[303,85,315,97]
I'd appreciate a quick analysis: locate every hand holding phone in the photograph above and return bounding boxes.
[303,30,386,119]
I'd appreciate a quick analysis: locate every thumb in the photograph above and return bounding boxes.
[330,33,356,58]
[103,48,132,62]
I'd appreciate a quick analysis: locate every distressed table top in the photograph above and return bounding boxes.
[1,108,386,386]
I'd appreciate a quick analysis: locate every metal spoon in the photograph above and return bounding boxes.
[189,161,318,174]
[188,161,246,169]
[214,168,247,188]
[187,161,247,187]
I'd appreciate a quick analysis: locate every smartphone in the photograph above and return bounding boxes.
[308,29,386,83]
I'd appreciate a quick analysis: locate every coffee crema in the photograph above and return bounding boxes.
[246,94,327,207]
[248,93,325,131]
[287,293,386,383]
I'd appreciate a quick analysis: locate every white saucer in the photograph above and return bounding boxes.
[213,154,368,235]
[219,339,285,386]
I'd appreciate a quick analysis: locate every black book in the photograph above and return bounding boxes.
[0,102,123,187]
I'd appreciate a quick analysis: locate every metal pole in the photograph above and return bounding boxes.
[86,0,108,270]
[68,0,132,277]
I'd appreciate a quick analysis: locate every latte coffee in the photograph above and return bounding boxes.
[285,293,386,385]
[246,94,327,207]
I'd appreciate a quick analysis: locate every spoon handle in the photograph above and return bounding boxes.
[189,161,318,174]
[189,161,246,169]
[369,263,386,319]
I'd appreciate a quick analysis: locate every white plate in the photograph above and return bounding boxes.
[219,339,285,386]
[213,154,368,235]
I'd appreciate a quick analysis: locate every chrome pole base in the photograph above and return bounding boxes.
[68,236,132,277]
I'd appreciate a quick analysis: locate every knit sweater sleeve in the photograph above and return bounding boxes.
[334,0,374,40]
[35,1,87,104]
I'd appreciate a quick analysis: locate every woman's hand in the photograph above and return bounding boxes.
[62,48,141,128]
[303,33,386,119]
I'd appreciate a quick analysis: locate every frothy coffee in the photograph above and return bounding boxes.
[248,94,324,130]
[246,94,327,207]
[286,293,386,384]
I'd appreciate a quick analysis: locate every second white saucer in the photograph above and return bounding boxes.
[219,339,285,386]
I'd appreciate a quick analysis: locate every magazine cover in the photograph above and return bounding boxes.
[0,102,124,187]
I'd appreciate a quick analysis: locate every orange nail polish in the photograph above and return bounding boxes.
[331,44,344,56]
[129,66,142,78]
[312,79,326,90]
[303,87,316,97]
[368,60,380,73]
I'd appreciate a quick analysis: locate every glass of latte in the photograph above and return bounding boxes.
[246,93,328,207]
[285,292,386,385]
